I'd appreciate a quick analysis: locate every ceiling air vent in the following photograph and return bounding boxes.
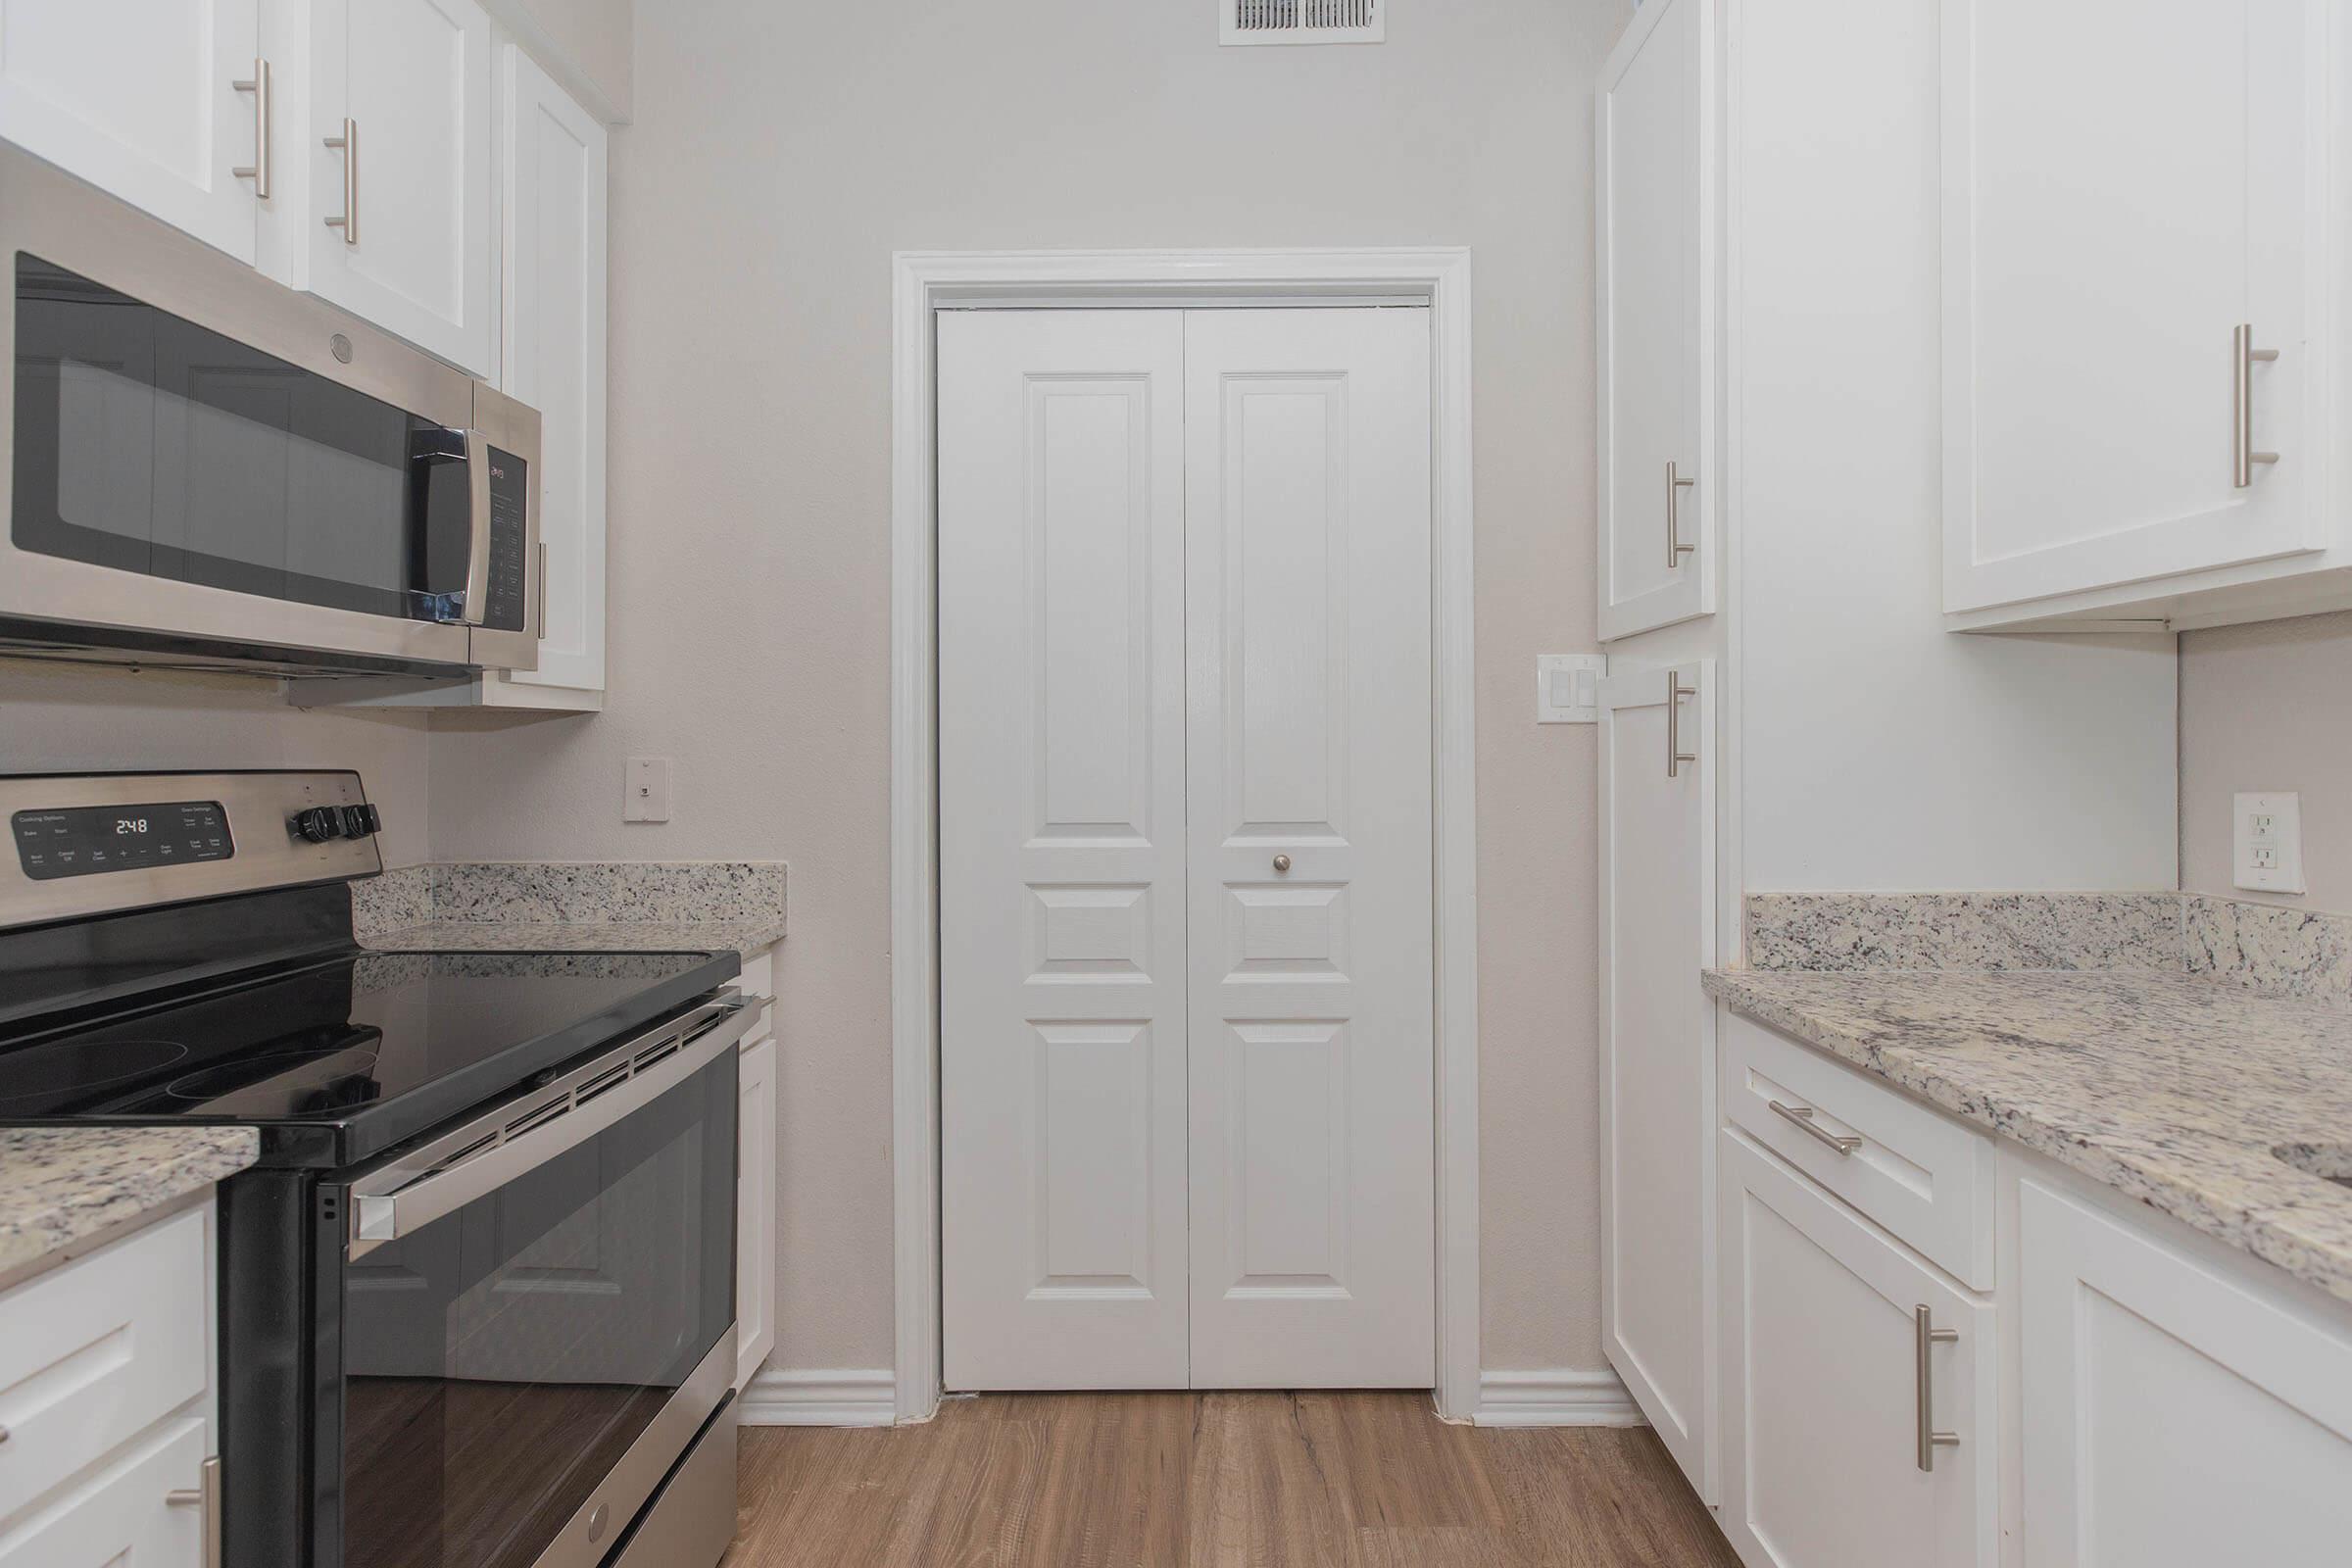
[1222,0,1385,47]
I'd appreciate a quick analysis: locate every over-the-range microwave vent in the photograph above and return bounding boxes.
[1222,0,1383,46]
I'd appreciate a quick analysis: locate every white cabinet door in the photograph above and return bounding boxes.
[485,43,607,703]
[1597,660,1715,1498]
[938,310,1194,1391]
[2016,1169,2352,1566]
[303,0,495,373]
[735,1035,777,1393]
[1718,1132,1994,1568]
[0,1419,211,1568]
[1182,308,1435,1390]
[1596,0,1712,640]
[1941,0,2327,612]
[0,0,263,263]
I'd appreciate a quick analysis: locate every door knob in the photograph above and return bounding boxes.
[1272,854,1292,874]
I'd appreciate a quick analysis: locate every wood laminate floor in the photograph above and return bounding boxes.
[726,1391,1740,1567]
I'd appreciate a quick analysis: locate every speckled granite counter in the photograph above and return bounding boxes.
[0,1127,257,1287]
[351,860,787,958]
[1704,967,2352,1305]
[361,916,786,956]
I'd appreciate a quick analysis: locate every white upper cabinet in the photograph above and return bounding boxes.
[1941,0,2328,620]
[1596,0,1714,641]
[486,42,607,703]
[300,0,496,375]
[0,0,266,264]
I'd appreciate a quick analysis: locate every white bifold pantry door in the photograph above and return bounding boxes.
[938,307,1435,1392]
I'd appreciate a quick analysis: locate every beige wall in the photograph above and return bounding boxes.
[0,662,434,868]
[494,0,634,120]
[2180,611,2352,909]
[428,0,1629,1378]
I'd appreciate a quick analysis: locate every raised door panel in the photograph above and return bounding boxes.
[0,1418,210,1568]
[0,0,261,263]
[305,0,494,374]
[2016,1170,2352,1566]
[1184,308,1434,1390]
[489,44,607,701]
[938,310,1191,1390]
[1719,1133,1994,1568]
[1942,0,2326,612]
[1597,661,1714,1498]
[1596,0,1711,640]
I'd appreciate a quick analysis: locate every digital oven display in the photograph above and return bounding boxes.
[11,802,233,881]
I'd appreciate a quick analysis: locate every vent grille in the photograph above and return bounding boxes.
[1223,0,1383,45]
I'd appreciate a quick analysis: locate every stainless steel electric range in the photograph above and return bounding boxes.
[0,771,756,1568]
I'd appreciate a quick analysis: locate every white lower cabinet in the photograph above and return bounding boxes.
[2013,1164,2352,1566]
[1717,1130,1994,1568]
[733,948,778,1393]
[0,1202,217,1566]
[0,1419,210,1568]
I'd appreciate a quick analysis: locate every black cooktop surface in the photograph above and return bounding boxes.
[0,947,738,1166]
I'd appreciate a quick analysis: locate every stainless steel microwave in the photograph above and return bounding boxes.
[0,143,540,678]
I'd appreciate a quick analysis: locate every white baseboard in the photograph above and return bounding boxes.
[737,1367,898,1427]
[1473,1368,1646,1428]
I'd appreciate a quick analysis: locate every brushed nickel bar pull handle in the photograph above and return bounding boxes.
[231,60,270,199]
[324,118,358,244]
[534,540,549,641]
[2233,323,2279,487]
[1666,460,1697,567]
[1768,1099,1862,1154]
[1665,673,1697,780]
[1915,1306,1960,1473]
[166,1455,222,1568]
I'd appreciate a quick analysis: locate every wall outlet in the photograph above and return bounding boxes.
[1537,654,1607,724]
[624,757,672,823]
[2233,791,2304,894]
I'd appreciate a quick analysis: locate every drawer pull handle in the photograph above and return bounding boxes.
[1915,1306,1960,1473]
[167,1455,222,1568]
[1768,1099,1861,1154]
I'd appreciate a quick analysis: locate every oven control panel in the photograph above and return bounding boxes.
[12,801,233,881]
[0,771,381,930]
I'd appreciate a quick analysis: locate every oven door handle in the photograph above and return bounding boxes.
[347,992,763,1257]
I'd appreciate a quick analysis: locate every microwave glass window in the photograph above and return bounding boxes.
[11,252,474,621]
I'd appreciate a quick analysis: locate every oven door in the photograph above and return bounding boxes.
[0,143,513,675]
[329,996,752,1568]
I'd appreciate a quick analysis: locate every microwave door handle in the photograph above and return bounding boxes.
[346,994,761,1257]
[459,426,494,628]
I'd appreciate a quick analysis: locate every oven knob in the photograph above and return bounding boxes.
[292,807,344,843]
[339,805,380,839]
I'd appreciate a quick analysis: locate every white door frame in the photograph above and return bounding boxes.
[891,248,1480,1422]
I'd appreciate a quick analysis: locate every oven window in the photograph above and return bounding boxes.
[10,252,473,621]
[340,1054,736,1568]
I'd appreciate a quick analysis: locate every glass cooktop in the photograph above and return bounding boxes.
[0,948,737,1166]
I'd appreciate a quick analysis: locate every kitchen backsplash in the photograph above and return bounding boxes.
[1743,892,2182,974]
[351,861,788,941]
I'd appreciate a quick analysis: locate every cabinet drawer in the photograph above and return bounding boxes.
[1721,1011,1996,1289]
[0,1417,208,1567]
[0,1205,210,1526]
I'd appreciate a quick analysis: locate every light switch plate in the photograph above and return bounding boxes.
[2233,791,2304,894]
[1537,654,1606,724]
[625,757,672,823]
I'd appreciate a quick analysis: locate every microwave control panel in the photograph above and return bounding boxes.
[484,446,529,633]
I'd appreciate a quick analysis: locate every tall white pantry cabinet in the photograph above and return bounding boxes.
[1584,0,2325,1558]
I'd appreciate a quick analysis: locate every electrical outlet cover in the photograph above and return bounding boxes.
[2232,791,2304,894]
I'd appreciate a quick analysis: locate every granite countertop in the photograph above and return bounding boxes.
[362,915,788,956]
[0,1127,259,1286]
[1704,967,2352,1305]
